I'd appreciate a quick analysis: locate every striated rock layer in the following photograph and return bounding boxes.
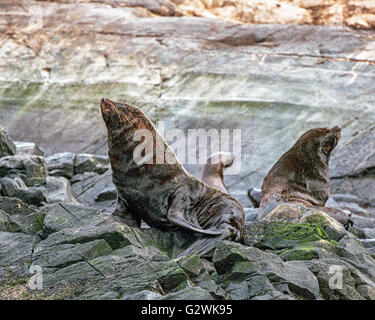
[1,1,374,206]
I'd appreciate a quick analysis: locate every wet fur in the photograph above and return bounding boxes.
[201,152,234,194]
[259,127,351,227]
[100,98,245,257]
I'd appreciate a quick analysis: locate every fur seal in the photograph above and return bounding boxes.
[201,152,234,194]
[258,126,352,227]
[100,98,244,257]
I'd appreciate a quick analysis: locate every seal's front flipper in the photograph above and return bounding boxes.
[112,197,141,228]
[167,210,223,236]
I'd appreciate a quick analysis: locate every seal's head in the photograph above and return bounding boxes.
[294,126,341,161]
[100,98,153,133]
[100,98,130,129]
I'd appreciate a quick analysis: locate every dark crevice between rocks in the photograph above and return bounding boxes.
[331,166,375,179]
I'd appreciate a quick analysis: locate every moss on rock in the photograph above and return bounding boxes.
[254,221,327,250]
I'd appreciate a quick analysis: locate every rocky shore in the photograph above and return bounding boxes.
[0,128,375,300]
[1,0,375,300]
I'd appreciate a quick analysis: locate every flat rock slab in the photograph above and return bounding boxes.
[42,202,110,232]
[0,232,38,279]
[73,171,117,212]
[32,239,113,271]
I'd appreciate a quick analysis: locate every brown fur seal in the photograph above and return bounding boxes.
[258,126,352,228]
[201,152,234,194]
[100,98,244,257]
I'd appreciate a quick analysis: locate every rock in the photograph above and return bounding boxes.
[32,239,113,271]
[74,154,109,175]
[158,287,213,300]
[325,196,342,210]
[348,225,367,239]
[0,128,16,158]
[330,127,375,205]
[192,271,226,299]
[225,275,276,300]
[0,176,47,206]
[338,233,375,283]
[250,290,296,300]
[277,240,342,262]
[357,285,375,300]
[337,202,373,218]
[43,202,109,233]
[0,232,38,279]
[363,229,375,239]
[0,176,26,197]
[140,227,175,257]
[176,255,204,278]
[15,187,47,207]
[109,0,178,16]
[0,155,47,187]
[0,196,45,234]
[1,1,375,210]
[351,215,375,229]
[213,241,320,299]
[46,152,76,179]
[71,172,100,196]
[44,176,76,204]
[42,245,188,299]
[121,290,163,300]
[332,176,375,208]
[0,210,21,233]
[306,259,375,300]
[332,194,360,204]
[243,211,345,251]
[261,205,348,242]
[74,170,117,212]
[5,211,44,235]
[14,141,45,156]
[0,196,40,216]
[244,208,258,222]
[360,239,375,250]
[175,0,375,30]
[37,222,142,250]
[248,187,261,208]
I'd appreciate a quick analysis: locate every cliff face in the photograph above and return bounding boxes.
[174,0,375,29]
[0,0,375,207]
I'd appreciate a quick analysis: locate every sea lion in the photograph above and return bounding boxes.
[200,152,234,194]
[100,98,244,257]
[258,126,352,228]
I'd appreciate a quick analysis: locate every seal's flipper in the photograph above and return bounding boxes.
[112,197,141,228]
[175,232,229,258]
[167,211,223,236]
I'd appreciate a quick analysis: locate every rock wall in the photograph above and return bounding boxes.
[174,0,375,29]
[0,1,374,207]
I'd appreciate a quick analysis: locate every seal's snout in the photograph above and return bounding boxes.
[100,98,113,113]
[331,125,342,140]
